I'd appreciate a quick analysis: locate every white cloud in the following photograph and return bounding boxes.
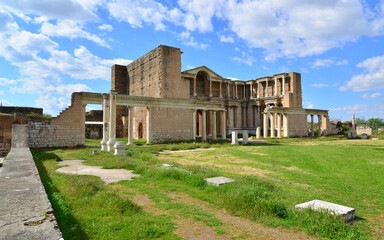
[187,65,195,70]
[341,55,384,92]
[179,31,209,50]
[304,102,314,109]
[311,83,329,88]
[44,84,92,97]
[107,0,183,31]
[224,0,384,59]
[0,91,4,95]
[98,23,113,31]
[41,20,110,48]
[34,94,69,115]
[361,93,383,99]
[311,58,348,68]
[231,51,254,66]
[226,77,239,81]
[178,0,225,32]
[331,104,368,112]
[219,35,234,43]
[0,99,12,106]
[1,0,99,22]
[0,78,16,86]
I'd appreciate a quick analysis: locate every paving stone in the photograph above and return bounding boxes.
[295,199,355,222]
[162,164,173,167]
[205,176,235,186]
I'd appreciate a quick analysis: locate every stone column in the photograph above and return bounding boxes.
[235,84,238,99]
[192,109,197,140]
[257,82,260,98]
[323,115,328,136]
[212,111,217,140]
[230,107,234,128]
[274,78,277,96]
[277,113,282,138]
[311,115,314,137]
[219,81,222,98]
[227,83,230,98]
[106,91,117,152]
[194,77,197,96]
[271,113,275,138]
[202,110,207,141]
[221,111,226,140]
[352,114,356,137]
[318,115,322,137]
[127,107,133,145]
[101,95,110,151]
[282,76,285,95]
[250,84,253,99]
[256,126,261,138]
[263,113,268,138]
[266,80,269,97]
[283,114,289,137]
[146,107,152,143]
[237,106,242,128]
[209,80,213,97]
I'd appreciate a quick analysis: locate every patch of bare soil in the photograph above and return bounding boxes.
[167,192,316,240]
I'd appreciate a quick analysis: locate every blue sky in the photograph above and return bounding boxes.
[1,0,384,121]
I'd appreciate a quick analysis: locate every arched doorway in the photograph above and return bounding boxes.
[138,122,143,139]
[196,71,209,96]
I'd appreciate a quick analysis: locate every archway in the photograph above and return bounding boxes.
[138,122,143,139]
[196,71,209,96]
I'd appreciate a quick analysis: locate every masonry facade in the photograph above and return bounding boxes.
[110,45,330,142]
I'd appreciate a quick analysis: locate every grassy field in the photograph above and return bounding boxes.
[32,136,384,239]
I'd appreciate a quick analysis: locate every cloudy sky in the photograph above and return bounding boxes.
[1,0,384,121]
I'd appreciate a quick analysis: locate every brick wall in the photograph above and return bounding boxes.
[29,122,84,148]
[151,108,193,142]
[0,114,30,155]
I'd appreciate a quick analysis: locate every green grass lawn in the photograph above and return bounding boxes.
[32,137,384,239]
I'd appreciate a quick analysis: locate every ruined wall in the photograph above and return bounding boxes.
[12,125,29,148]
[151,108,193,142]
[288,114,308,137]
[289,73,302,108]
[29,122,84,148]
[0,114,30,155]
[29,92,87,147]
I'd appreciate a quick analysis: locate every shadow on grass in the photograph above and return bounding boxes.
[31,149,90,240]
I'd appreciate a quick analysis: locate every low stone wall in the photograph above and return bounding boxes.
[29,122,84,148]
[12,125,29,148]
[356,126,372,135]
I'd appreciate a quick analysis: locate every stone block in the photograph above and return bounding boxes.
[113,141,126,156]
[295,200,355,222]
[256,126,261,139]
[242,130,248,145]
[231,131,238,145]
[205,176,235,186]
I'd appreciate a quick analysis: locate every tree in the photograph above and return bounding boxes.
[366,118,384,130]
[355,117,366,125]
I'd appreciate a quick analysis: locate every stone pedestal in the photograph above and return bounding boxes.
[242,130,248,145]
[100,140,107,151]
[231,131,238,145]
[107,138,116,152]
[114,141,126,156]
[256,126,261,138]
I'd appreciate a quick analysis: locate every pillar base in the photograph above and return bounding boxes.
[106,138,116,152]
[114,141,127,156]
[100,140,108,151]
[231,131,238,145]
[256,127,261,139]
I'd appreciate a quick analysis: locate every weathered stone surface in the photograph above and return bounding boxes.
[205,176,235,186]
[361,133,368,140]
[231,131,238,145]
[295,200,355,222]
[162,164,173,167]
[0,148,62,240]
[113,141,126,156]
[242,130,248,145]
[56,160,140,183]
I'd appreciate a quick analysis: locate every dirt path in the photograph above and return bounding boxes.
[122,187,316,240]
